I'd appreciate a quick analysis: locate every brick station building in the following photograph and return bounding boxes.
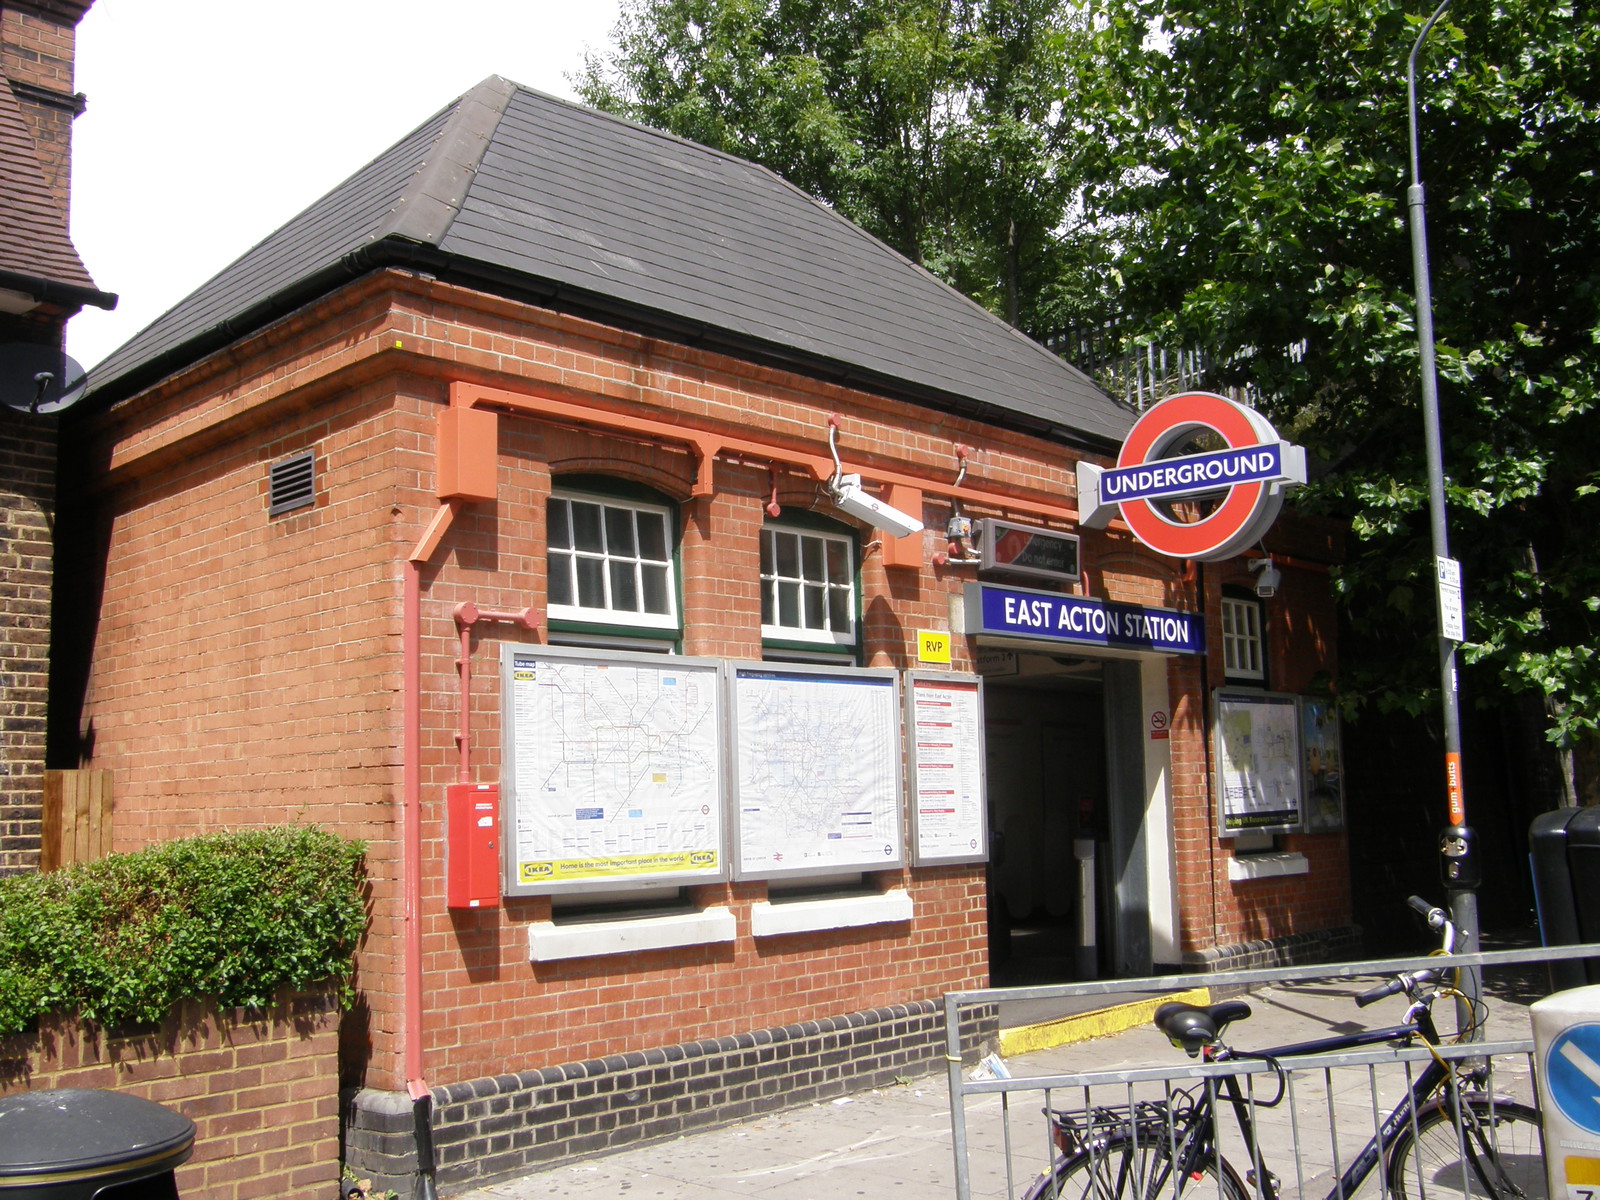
[56,78,1354,1193]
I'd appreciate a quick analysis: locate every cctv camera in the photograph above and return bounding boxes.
[829,475,924,538]
[1248,557,1282,598]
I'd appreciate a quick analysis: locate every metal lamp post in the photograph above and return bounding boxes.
[1405,0,1482,1027]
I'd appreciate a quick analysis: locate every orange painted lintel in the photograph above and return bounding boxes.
[448,381,1079,525]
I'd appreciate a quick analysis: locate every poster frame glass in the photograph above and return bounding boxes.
[499,642,727,897]
[905,670,989,866]
[729,661,905,882]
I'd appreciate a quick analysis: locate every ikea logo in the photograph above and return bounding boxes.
[689,850,717,867]
[521,862,553,880]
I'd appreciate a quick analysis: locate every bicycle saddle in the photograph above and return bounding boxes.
[1154,1000,1253,1056]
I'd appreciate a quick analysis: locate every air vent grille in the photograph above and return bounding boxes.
[269,451,315,515]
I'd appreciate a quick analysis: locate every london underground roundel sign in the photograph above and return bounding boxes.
[1077,392,1307,562]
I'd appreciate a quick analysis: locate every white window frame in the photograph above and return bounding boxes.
[547,490,678,631]
[1220,594,1265,681]
[759,524,856,647]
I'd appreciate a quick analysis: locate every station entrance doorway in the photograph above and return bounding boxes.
[984,650,1153,984]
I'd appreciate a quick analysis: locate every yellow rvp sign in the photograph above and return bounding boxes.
[918,630,952,665]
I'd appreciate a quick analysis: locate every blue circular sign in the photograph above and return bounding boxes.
[1544,1023,1600,1134]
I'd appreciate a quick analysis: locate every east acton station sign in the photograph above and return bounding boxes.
[1077,391,1307,562]
[964,583,1205,656]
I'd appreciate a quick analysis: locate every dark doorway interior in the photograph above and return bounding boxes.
[984,658,1107,986]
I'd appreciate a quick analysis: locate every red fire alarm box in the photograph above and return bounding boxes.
[447,783,501,909]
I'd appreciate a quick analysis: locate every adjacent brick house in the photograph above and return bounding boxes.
[58,77,1353,1193]
[0,0,112,875]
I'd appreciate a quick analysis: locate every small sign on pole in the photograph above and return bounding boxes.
[1435,556,1465,643]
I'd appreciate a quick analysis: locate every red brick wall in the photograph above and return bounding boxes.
[1155,550,1351,957]
[0,989,339,1200]
[71,269,1350,1095]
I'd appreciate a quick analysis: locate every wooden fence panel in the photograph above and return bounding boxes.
[41,770,112,871]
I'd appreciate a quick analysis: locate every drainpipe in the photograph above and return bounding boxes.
[402,499,463,1200]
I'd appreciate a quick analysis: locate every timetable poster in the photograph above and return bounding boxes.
[908,673,988,865]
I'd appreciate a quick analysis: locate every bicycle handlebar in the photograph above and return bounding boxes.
[1355,977,1407,1007]
[1353,899,1455,1010]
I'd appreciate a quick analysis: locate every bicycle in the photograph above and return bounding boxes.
[1022,897,1546,1200]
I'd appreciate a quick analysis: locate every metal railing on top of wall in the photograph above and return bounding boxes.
[942,944,1600,1200]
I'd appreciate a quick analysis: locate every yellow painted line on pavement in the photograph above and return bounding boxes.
[997,987,1212,1056]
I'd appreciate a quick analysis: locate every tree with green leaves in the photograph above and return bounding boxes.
[581,0,1600,795]
[1077,0,1600,789]
[576,0,1095,333]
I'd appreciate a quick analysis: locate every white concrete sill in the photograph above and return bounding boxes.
[528,906,736,962]
[1227,851,1309,882]
[750,888,914,938]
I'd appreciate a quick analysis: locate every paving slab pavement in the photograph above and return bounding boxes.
[447,971,1542,1200]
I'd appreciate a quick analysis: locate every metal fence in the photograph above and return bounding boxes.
[941,945,1600,1200]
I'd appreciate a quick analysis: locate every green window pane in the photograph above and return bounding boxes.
[609,561,638,611]
[638,512,667,561]
[548,551,573,606]
[576,556,604,607]
[828,587,851,632]
[604,506,636,556]
[802,536,824,583]
[778,581,800,627]
[642,564,670,614]
[548,499,571,550]
[571,501,603,552]
[804,583,825,629]
[775,532,799,578]
[761,581,774,625]
[826,539,850,584]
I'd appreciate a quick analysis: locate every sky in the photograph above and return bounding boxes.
[67,0,625,370]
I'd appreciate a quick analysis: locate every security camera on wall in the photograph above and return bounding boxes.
[828,474,924,538]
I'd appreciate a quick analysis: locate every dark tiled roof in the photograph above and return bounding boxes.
[0,80,110,306]
[85,77,1130,446]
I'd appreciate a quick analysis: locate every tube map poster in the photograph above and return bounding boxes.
[503,647,723,892]
[732,665,903,879]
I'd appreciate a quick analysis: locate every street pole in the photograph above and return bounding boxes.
[1405,0,1481,1034]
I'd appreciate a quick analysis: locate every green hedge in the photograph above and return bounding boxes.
[0,826,368,1034]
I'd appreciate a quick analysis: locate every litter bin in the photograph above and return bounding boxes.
[1529,806,1600,991]
[0,1088,194,1199]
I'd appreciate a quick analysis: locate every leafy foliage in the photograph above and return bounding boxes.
[1074,0,1600,748]
[580,0,1600,758]
[0,827,368,1034]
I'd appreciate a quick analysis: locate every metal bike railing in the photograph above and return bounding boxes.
[942,944,1600,1200]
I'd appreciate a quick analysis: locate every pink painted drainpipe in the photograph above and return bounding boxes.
[403,500,461,1103]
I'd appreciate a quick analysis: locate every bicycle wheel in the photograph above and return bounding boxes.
[1387,1096,1546,1200]
[1022,1133,1250,1200]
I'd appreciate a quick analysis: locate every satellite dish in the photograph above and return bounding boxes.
[0,343,88,414]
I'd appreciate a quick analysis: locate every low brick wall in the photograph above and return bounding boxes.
[0,988,341,1200]
[1182,924,1365,973]
[345,998,999,1197]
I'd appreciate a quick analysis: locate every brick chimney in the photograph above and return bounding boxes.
[1,0,92,209]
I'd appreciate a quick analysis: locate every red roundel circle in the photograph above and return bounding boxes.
[1114,392,1287,562]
